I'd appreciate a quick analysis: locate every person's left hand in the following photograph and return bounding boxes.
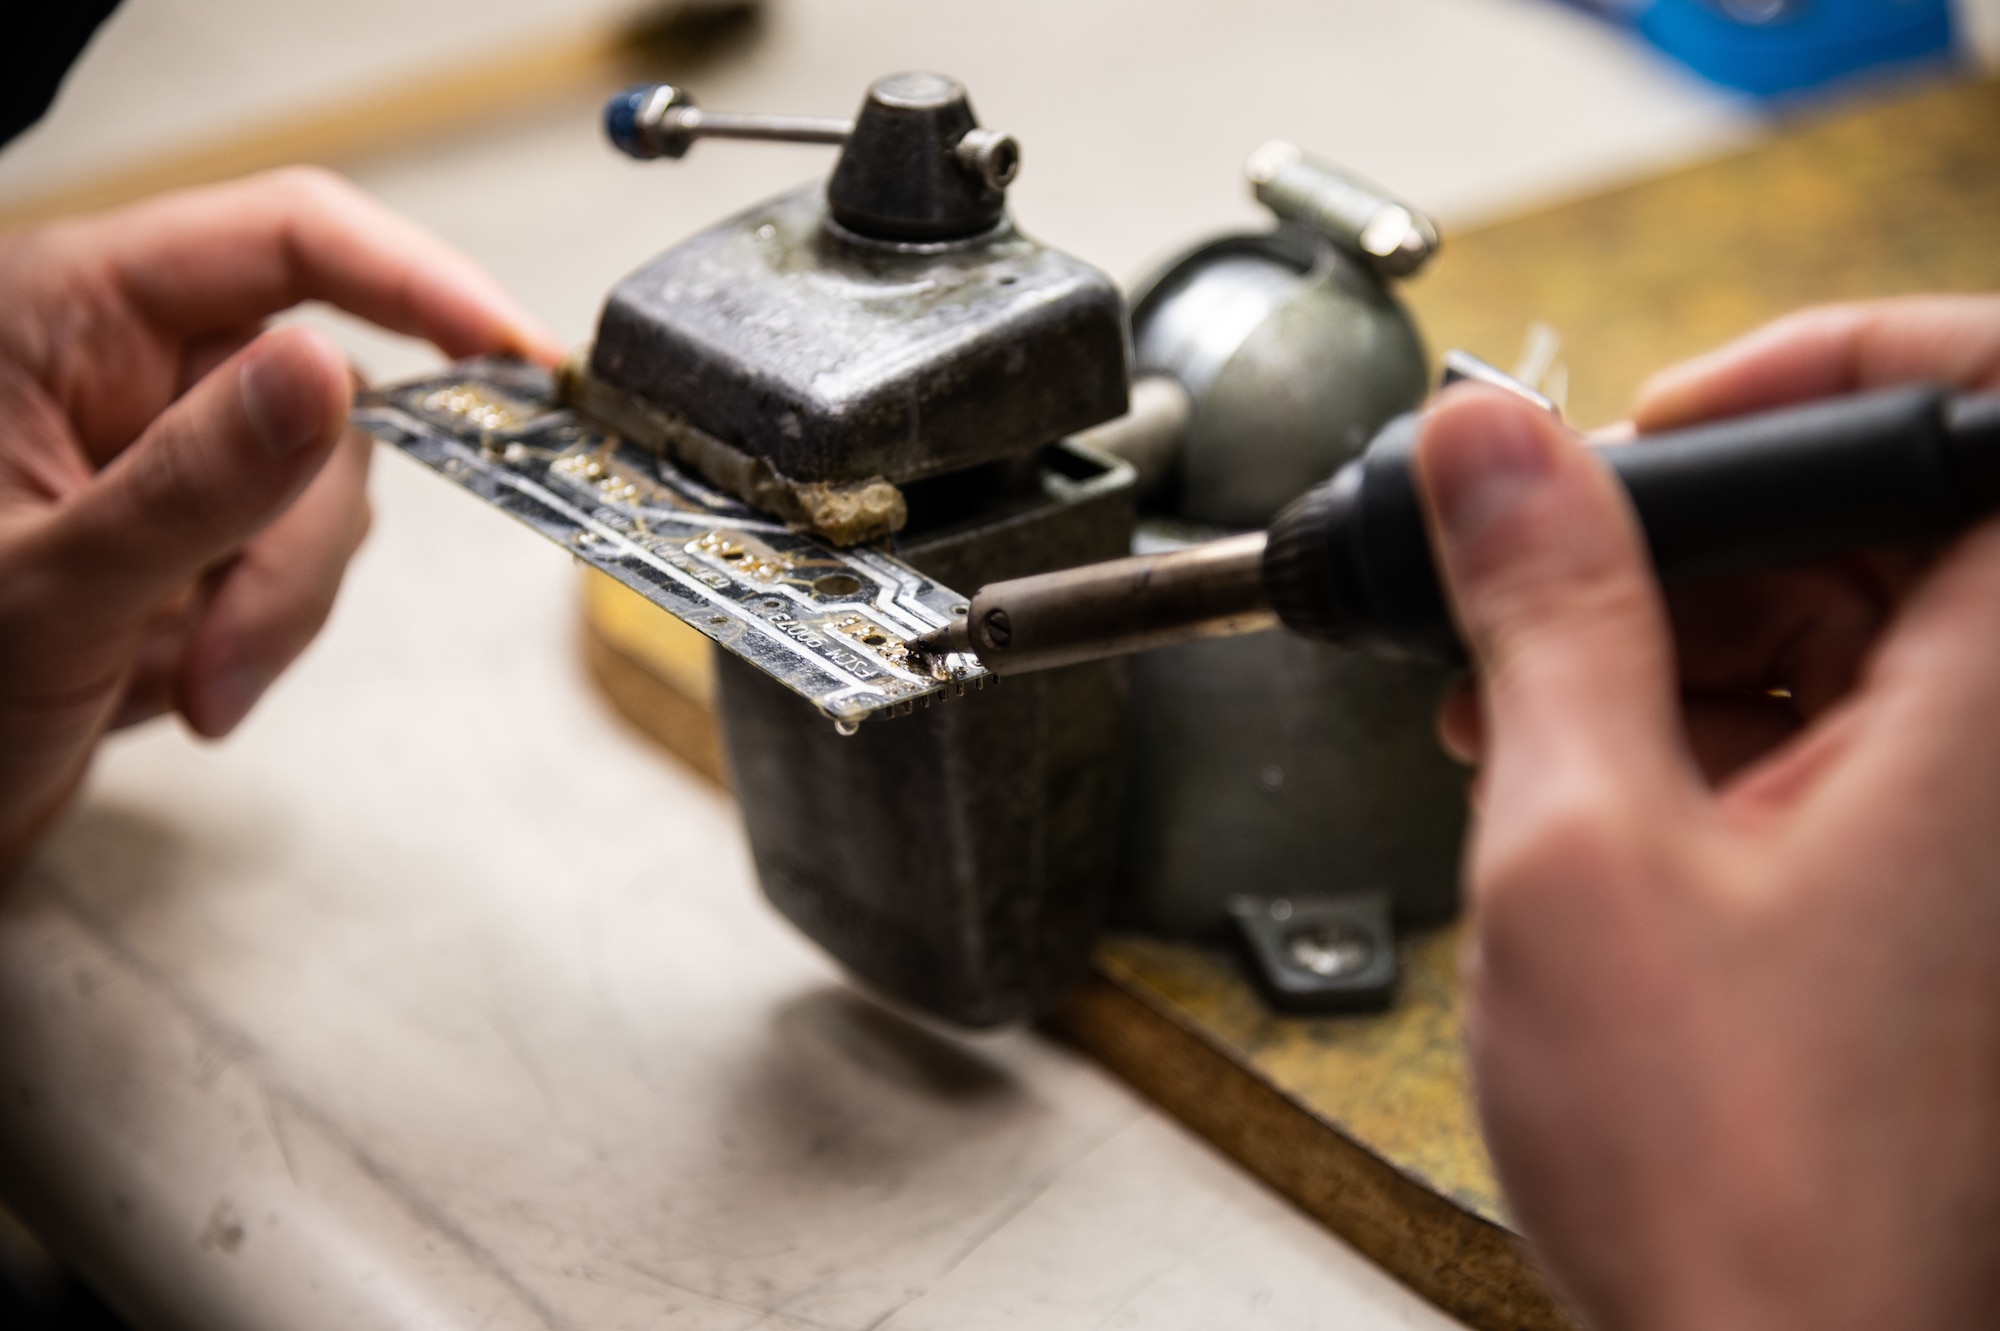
[0,167,563,867]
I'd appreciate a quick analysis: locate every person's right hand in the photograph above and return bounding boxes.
[0,168,562,869]
[1417,295,2000,1331]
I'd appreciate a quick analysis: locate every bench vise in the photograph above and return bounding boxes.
[593,72,1136,1027]
[355,70,1463,1027]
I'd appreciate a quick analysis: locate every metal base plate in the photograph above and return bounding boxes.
[354,358,988,725]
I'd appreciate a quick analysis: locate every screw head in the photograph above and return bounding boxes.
[955,128,1021,191]
[980,608,1013,649]
[1285,922,1375,979]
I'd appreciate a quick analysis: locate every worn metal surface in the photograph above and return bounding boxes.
[1131,227,1428,529]
[588,69,1142,1027]
[1114,521,1467,935]
[590,184,1129,489]
[1074,374,1192,504]
[718,441,1137,1028]
[1117,166,1453,947]
[353,358,986,725]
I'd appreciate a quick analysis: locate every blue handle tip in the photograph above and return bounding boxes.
[604,84,652,158]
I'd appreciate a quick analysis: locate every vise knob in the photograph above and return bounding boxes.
[827,72,1017,240]
[604,72,1020,242]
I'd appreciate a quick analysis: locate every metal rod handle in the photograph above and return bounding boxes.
[1246,139,1440,279]
[672,107,853,147]
[606,83,853,161]
[606,82,1021,193]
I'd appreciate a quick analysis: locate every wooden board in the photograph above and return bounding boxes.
[1404,73,2000,429]
[582,572,730,788]
[1047,932,1572,1330]
[582,70,2000,1331]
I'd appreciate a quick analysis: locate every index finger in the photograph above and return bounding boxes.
[1634,295,2000,432]
[76,168,563,364]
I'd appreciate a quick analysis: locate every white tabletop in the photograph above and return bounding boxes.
[2,3,1748,1327]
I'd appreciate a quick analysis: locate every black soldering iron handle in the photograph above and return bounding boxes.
[1263,384,2000,663]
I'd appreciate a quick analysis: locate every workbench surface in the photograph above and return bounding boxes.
[0,1,1776,1326]
[5,452,1455,1331]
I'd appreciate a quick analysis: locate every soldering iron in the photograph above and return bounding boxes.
[912,381,2000,671]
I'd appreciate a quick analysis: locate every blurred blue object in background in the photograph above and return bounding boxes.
[1567,0,1963,97]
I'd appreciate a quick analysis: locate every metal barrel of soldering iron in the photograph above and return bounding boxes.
[918,384,2000,671]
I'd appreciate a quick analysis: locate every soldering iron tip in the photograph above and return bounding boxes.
[909,619,973,675]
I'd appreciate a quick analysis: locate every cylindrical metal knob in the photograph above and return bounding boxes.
[1246,140,1440,278]
[1072,374,1192,505]
[827,72,1016,240]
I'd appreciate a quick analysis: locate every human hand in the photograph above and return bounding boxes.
[0,168,562,868]
[1416,295,2000,1330]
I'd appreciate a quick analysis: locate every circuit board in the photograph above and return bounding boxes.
[354,358,988,727]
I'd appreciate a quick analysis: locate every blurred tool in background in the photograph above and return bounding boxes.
[0,6,124,149]
[1563,0,1995,95]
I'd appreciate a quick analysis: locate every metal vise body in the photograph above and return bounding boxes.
[589,73,1136,1026]
[1101,146,1466,1011]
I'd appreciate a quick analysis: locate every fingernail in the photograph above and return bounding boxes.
[1426,406,1557,547]
[199,663,273,736]
[239,336,327,457]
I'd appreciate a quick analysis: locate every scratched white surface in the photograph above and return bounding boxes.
[12,447,1460,1331]
[1,1,1770,1327]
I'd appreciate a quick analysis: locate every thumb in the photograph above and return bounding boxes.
[1414,386,1697,821]
[47,325,352,620]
